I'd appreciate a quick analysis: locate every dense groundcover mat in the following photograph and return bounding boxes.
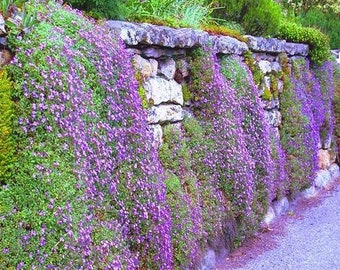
[0,4,172,269]
[0,2,337,269]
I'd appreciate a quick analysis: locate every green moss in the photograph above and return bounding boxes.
[262,87,273,100]
[269,73,279,98]
[243,51,264,87]
[137,85,150,109]
[182,83,193,102]
[0,69,16,185]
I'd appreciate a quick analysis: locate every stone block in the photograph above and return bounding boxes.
[246,36,286,53]
[301,186,317,199]
[328,163,340,179]
[198,249,216,270]
[147,105,184,124]
[271,62,282,73]
[273,197,289,216]
[261,98,279,110]
[211,35,248,55]
[141,47,186,58]
[258,60,272,74]
[177,58,189,78]
[149,59,158,77]
[132,54,152,79]
[0,15,6,35]
[284,42,309,56]
[143,77,183,106]
[159,58,176,79]
[262,206,275,225]
[314,169,332,188]
[322,135,332,149]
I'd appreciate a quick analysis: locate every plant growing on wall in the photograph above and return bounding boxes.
[159,124,202,269]
[189,46,259,244]
[0,69,15,185]
[279,58,320,194]
[1,4,173,269]
[312,60,335,148]
[220,55,274,222]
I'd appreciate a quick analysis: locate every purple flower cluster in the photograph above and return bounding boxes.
[223,56,274,212]
[280,58,320,193]
[312,61,335,148]
[2,6,172,269]
[190,47,255,220]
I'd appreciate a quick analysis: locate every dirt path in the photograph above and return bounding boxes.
[217,178,340,270]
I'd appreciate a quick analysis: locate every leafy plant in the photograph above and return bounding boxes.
[277,20,330,64]
[0,69,15,185]
[279,58,320,194]
[159,125,201,269]
[211,0,282,36]
[2,4,172,268]
[296,8,340,49]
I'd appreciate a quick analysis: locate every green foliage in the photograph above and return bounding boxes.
[279,0,339,16]
[262,87,273,100]
[64,0,125,19]
[269,73,279,98]
[137,86,149,109]
[159,124,200,269]
[212,0,282,36]
[65,0,214,29]
[181,117,231,241]
[243,51,263,87]
[0,69,15,184]
[1,8,87,267]
[219,55,247,91]
[201,23,247,42]
[277,20,330,65]
[182,83,193,102]
[296,8,340,49]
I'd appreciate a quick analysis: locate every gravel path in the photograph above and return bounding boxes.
[217,178,340,270]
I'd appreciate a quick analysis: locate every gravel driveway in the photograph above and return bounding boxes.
[217,178,340,270]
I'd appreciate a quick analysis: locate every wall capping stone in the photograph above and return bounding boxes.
[246,35,309,56]
[107,20,309,56]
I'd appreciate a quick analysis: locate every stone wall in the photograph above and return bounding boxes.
[107,21,339,233]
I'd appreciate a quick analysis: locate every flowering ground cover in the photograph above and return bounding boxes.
[0,2,337,269]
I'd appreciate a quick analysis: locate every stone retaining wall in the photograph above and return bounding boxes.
[107,20,339,268]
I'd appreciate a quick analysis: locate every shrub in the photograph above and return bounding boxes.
[277,20,330,65]
[1,4,172,268]
[65,0,214,29]
[297,8,340,49]
[211,0,282,36]
[64,0,125,19]
[0,69,15,185]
